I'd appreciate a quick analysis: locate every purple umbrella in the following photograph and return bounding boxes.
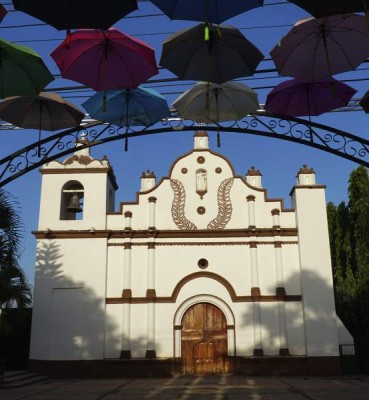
[264,77,356,117]
[270,14,369,81]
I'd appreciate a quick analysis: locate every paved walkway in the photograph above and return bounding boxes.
[1,375,369,400]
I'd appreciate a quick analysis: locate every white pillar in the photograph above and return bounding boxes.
[274,241,289,356]
[123,242,131,290]
[250,242,263,356]
[247,195,256,228]
[250,242,259,288]
[147,242,155,289]
[148,196,157,230]
[146,302,155,358]
[227,326,236,356]
[174,326,182,358]
[124,211,132,230]
[121,303,131,358]
[146,242,156,358]
[271,208,280,228]
[121,241,132,358]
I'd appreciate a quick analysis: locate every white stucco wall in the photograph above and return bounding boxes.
[30,238,108,360]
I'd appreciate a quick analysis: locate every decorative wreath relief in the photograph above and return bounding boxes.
[207,177,234,230]
[170,179,197,230]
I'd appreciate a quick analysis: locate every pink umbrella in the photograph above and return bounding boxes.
[50,28,158,91]
[264,77,356,117]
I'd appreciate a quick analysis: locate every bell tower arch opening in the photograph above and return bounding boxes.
[60,180,84,221]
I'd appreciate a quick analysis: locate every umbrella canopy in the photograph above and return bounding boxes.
[270,14,369,81]
[0,92,84,131]
[359,89,369,113]
[160,23,264,84]
[0,38,54,98]
[173,81,259,123]
[13,0,138,30]
[0,4,7,23]
[82,87,171,127]
[289,1,369,19]
[150,0,264,24]
[264,77,357,117]
[50,28,158,91]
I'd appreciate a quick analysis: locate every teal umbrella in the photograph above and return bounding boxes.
[0,38,54,98]
[83,87,170,127]
[83,87,171,150]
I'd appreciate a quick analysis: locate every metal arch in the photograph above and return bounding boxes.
[1,111,369,187]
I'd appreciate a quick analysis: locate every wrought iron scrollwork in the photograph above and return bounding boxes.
[1,111,369,187]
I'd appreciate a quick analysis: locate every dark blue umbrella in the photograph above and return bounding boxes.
[149,0,264,24]
[82,87,171,128]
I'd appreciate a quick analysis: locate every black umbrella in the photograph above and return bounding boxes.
[160,23,264,84]
[13,0,138,31]
[359,89,369,113]
[289,0,369,18]
[150,0,264,24]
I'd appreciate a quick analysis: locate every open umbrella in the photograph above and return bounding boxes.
[0,92,84,155]
[50,28,158,91]
[0,38,54,98]
[359,89,369,113]
[83,87,171,150]
[270,14,369,81]
[289,1,369,19]
[173,81,259,146]
[264,77,357,117]
[160,23,264,84]
[83,87,170,127]
[13,1,138,34]
[0,4,7,23]
[150,0,264,24]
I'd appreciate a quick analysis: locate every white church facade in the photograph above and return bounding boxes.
[29,132,351,377]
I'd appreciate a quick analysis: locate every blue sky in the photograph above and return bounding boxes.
[1,1,369,284]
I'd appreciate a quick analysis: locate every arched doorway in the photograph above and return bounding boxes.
[181,303,229,375]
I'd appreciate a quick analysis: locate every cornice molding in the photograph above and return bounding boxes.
[33,227,298,239]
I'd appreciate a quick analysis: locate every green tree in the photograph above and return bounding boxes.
[328,165,369,372]
[0,189,31,310]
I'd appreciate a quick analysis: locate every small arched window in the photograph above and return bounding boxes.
[60,180,84,220]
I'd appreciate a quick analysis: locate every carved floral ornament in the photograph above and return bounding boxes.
[170,177,234,230]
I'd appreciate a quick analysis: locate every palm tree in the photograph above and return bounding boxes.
[0,189,31,311]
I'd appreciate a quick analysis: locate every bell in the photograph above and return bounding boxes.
[67,193,82,213]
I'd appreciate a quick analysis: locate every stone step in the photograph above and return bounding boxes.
[1,370,51,389]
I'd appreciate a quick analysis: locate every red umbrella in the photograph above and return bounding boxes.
[264,77,356,117]
[50,28,158,91]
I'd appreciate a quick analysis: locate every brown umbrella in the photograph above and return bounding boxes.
[0,92,85,155]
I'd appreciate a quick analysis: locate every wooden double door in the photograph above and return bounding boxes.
[181,303,229,375]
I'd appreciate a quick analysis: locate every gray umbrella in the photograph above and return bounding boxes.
[160,23,264,84]
[173,81,259,123]
[173,81,259,146]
